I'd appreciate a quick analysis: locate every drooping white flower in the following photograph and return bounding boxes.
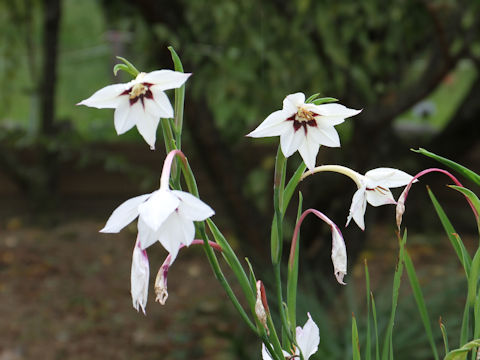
[101,188,214,261]
[247,92,360,170]
[101,150,215,262]
[131,238,149,314]
[347,168,414,230]
[262,313,320,360]
[78,70,191,149]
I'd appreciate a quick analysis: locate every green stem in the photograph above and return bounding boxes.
[168,46,186,187]
[272,147,286,265]
[198,225,258,334]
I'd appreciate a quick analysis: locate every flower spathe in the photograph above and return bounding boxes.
[78,70,191,149]
[347,167,415,230]
[131,237,149,314]
[262,313,320,360]
[247,92,361,170]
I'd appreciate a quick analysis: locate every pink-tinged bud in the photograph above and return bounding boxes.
[155,255,172,305]
[131,238,150,314]
[331,225,347,285]
[395,188,407,231]
[255,280,270,335]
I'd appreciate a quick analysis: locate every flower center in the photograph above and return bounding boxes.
[295,107,316,122]
[286,106,318,134]
[129,83,148,99]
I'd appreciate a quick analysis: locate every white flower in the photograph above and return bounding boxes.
[100,189,214,261]
[78,70,191,149]
[131,238,149,314]
[346,168,414,230]
[262,313,320,360]
[247,92,360,170]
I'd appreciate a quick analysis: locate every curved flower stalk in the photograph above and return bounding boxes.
[155,239,222,306]
[131,237,149,314]
[290,208,347,284]
[78,70,191,149]
[302,165,414,230]
[262,313,320,360]
[247,92,361,170]
[100,150,215,262]
[395,167,478,230]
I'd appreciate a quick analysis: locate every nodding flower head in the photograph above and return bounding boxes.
[100,150,215,262]
[290,208,347,284]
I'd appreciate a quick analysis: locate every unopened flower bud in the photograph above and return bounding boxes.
[255,280,270,335]
[396,188,407,231]
[331,225,347,285]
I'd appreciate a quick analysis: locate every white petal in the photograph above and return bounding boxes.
[365,168,414,188]
[150,87,174,118]
[331,226,347,284]
[309,125,340,147]
[114,100,137,135]
[100,194,150,233]
[247,109,292,138]
[283,92,305,113]
[346,188,367,230]
[78,83,128,109]
[138,190,179,232]
[137,218,159,249]
[366,187,396,207]
[298,137,320,170]
[131,241,149,314]
[142,70,191,91]
[314,114,346,127]
[280,127,304,157]
[311,103,361,118]
[296,313,320,359]
[176,212,196,247]
[133,103,161,149]
[172,190,215,221]
[157,213,185,262]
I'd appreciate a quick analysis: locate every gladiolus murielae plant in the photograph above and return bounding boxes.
[79,49,480,359]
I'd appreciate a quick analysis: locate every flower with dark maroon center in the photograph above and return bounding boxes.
[247,92,360,170]
[78,70,191,149]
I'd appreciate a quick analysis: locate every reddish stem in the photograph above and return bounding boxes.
[404,168,478,219]
[288,208,339,269]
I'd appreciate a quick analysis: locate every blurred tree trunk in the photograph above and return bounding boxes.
[39,0,61,203]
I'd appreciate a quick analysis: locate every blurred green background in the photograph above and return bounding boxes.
[0,0,479,359]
